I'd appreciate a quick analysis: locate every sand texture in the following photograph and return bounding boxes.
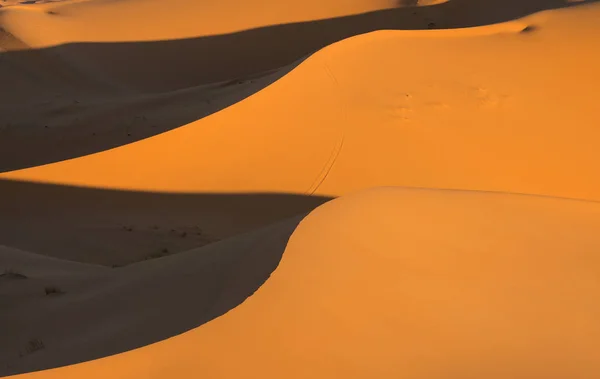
[1,0,599,378]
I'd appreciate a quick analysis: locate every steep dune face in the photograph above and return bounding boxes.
[1,215,303,376]
[1,0,590,95]
[11,188,600,379]
[0,0,426,172]
[167,188,600,379]
[2,0,598,172]
[0,180,330,265]
[0,0,401,91]
[3,3,600,200]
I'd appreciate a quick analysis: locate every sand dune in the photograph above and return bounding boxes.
[1,214,304,375]
[5,188,600,378]
[2,2,600,200]
[0,180,329,265]
[2,0,598,171]
[2,0,600,378]
[0,42,297,171]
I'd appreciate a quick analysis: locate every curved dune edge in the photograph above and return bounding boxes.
[2,3,600,201]
[0,0,574,47]
[0,212,308,376]
[2,1,600,378]
[0,0,400,46]
[10,187,600,378]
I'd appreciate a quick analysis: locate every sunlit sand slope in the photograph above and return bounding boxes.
[11,187,600,379]
[3,3,599,201]
[0,0,400,44]
[0,0,439,170]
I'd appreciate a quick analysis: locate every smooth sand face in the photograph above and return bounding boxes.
[2,2,600,200]
[0,0,399,45]
[1,0,599,378]
[7,188,600,379]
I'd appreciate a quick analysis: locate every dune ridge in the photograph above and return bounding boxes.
[2,0,600,378]
[2,3,600,200]
[1,213,306,375]
[4,188,600,378]
[2,0,598,171]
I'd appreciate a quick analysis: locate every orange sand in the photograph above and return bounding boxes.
[2,2,600,200]
[6,188,600,379]
[1,0,599,378]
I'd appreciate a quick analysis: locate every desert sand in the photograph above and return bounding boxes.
[1,0,599,378]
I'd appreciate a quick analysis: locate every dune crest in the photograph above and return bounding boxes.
[8,188,600,378]
[2,0,600,378]
[2,3,600,200]
[0,0,399,45]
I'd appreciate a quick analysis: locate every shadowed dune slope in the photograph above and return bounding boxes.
[8,187,600,378]
[3,3,600,200]
[1,213,305,376]
[0,39,298,171]
[1,0,597,170]
[0,180,330,265]
[2,0,596,94]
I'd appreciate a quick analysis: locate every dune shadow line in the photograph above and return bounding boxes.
[1,0,597,171]
[0,178,332,376]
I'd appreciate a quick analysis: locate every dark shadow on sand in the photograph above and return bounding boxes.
[0,179,331,266]
[0,179,332,376]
